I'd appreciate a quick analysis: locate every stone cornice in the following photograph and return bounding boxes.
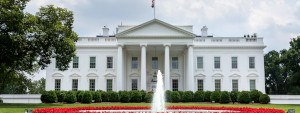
[193,45,266,49]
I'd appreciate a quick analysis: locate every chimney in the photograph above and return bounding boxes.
[102,26,109,37]
[201,26,208,37]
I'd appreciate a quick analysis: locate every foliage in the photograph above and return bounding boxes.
[107,91,119,102]
[41,91,57,103]
[130,91,142,103]
[92,91,102,103]
[165,90,172,102]
[230,91,239,103]
[250,90,262,103]
[140,90,147,102]
[119,91,130,103]
[177,91,185,102]
[220,91,231,104]
[81,91,92,104]
[194,91,205,102]
[76,91,84,102]
[238,91,251,104]
[204,91,212,102]
[64,91,77,103]
[100,91,108,102]
[55,91,66,102]
[28,78,45,94]
[0,72,31,94]
[259,94,270,104]
[170,91,181,103]
[210,91,221,102]
[0,98,3,103]
[144,92,153,103]
[182,91,194,102]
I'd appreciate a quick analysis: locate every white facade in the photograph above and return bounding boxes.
[46,19,266,93]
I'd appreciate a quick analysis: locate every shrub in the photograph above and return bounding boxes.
[119,91,130,103]
[238,91,251,104]
[210,91,221,102]
[140,90,147,102]
[55,91,66,102]
[220,91,231,104]
[64,91,77,103]
[259,94,270,104]
[0,98,3,103]
[194,91,205,102]
[182,91,194,102]
[177,91,185,102]
[250,90,262,103]
[144,92,153,103]
[204,91,212,102]
[107,91,119,102]
[170,91,181,103]
[165,90,172,102]
[230,91,239,103]
[92,91,102,103]
[77,91,84,102]
[130,90,142,102]
[81,91,92,103]
[100,91,109,102]
[41,91,57,103]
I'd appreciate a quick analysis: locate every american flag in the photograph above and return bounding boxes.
[151,0,155,8]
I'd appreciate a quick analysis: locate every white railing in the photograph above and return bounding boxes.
[193,37,264,45]
[77,37,117,43]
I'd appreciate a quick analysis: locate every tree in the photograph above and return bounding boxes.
[28,78,45,94]
[0,0,77,93]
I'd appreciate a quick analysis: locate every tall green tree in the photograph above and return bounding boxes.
[0,0,78,93]
[28,78,45,94]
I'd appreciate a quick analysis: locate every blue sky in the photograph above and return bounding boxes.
[25,0,300,79]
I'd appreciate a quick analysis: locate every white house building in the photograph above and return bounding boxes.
[46,19,266,93]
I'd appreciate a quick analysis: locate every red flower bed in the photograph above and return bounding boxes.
[33,106,285,113]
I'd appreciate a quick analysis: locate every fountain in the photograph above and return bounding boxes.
[151,70,166,112]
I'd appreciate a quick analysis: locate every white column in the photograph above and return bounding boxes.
[164,43,171,90]
[117,44,124,91]
[140,43,147,91]
[186,44,194,91]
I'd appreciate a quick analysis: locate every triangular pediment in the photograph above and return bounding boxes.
[116,19,195,38]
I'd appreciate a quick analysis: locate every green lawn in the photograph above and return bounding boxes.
[0,103,299,113]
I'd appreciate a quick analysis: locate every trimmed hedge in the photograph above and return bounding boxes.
[220,91,231,104]
[130,90,142,102]
[238,91,251,104]
[170,91,181,103]
[140,90,147,102]
[259,94,270,104]
[144,92,153,103]
[250,90,262,103]
[119,91,130,103]
[204,91,212,102]
[81,91,92,103]
[182,91,194,102]
[194,91,205,102]
[230,91,239,103]
[55,91,66,102]
[64,91,77,103]
[92,91,102,103]
[210,91,221,102]
[107,91,119,102]
[165,90,172,102]
[77,91,84,102]
[41,91,57,103]
[100,91,109,102]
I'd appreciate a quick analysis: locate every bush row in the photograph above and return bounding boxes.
[41,90,270,104]
[41,90,152,104]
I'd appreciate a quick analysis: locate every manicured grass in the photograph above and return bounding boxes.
[0,103,299,113]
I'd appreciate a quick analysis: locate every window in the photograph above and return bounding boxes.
[152,57,158,69]
[131,57,138,69]
[215,79,221,91]
[249,57,255,69]
[197,79,204,91]
[107,79,113,91]
[214,57,220,69]
[172,57,178,69]
[72,79,78,91]
[197,57,203,69]
[131,79,138,90]
[55,79,61,91]
[250,80,256,91]
[90,57,96,68]
[89,79,95,91]
[232,79,238,91]
[231,57,237,69]
[172,79,178,91]
[107,57,113,68]
[73,56,79,68]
